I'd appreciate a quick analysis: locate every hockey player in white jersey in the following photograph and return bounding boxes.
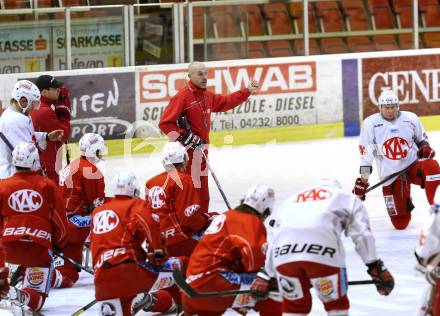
[250,180,394,316]
[353,89,440,230]
[0,80,64,179]
[415,189,440,316]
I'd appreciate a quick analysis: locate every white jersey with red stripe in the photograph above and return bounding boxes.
[0,107,46,179]
[265,181,378,277]
[359,111,427,186]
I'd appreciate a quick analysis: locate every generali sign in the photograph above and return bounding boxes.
[139,62,317,103]
[362,55,440,118]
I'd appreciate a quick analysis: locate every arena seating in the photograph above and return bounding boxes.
[1,0,439,60]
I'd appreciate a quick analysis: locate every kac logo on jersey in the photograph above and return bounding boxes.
[148,186,166,209]
[295,188,332,202]
[93,210,119,234]
[382,137,409,160]
[359,145,367,155]
[184,204,200,217]
[205,214,226,235]
[8,189,43,213]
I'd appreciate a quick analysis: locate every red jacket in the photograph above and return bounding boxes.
[186,210,267,288]
[0,171,68,250]
[159,81,249,143]
[60,156,105,216]
[146,169,208,247]
[30,96,70,176]
[91,196,164,270]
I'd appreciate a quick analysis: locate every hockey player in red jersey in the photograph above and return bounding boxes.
[146,142,211,257]
[182,184,282,316]
[0,142,68,312]
[353,89,440,229]
[53,133,106,288]
[251,180,394,316]
[91,172,179,315]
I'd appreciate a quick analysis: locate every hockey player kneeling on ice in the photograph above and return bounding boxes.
[251,179,394,316]
[415,189,440,316]
[0,142,68,312]
[182,185,282,316]
[146,141,215,258]
[91,172,181,315]
[52,133,107,288]
[353,89,440,230]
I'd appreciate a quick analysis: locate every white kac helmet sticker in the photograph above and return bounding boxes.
[8,189,43,213]
[93,210,120,234]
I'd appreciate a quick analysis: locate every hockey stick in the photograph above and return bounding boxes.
[0,132,13,151]
[65,141,70,165]
[70,299,98,316]
[176,115,232,210]
[53,251,94,275]
[173,270,376,298]
[366,160,417,193]
[200,149,232,210]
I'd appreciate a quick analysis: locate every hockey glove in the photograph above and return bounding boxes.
[179,130,204,149]
[148,249,167,266]
[250,269,271,299]
[0,267,9,298]
[366,259,394,296]
[56,86,71,118]
[417,145,435,159]
[352,178,369,201]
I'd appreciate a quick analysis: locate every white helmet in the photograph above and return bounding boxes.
[161,142,188,166]
[378,89,399,108]
[243,184,275,215]
[11,80,41,114]
[79,133,106,159]
[12,142,39,170]
[112,172,140,198]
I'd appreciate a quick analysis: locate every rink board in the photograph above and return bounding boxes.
[0,48,439,148]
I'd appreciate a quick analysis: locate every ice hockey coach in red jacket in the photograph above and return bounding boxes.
[159,61,259,212]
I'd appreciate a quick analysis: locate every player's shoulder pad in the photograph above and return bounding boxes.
[399,111,418,120]
[363,113,381,127]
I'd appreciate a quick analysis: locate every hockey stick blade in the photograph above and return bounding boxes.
[173,270,376,299]
[366,160,417,193]
[172,270,250,298]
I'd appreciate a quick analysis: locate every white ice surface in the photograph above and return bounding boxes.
[2,131,439,315]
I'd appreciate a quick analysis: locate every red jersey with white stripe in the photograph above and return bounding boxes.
[146,170,207,246]
[186,209,267,287]
[59,156,105,216]
[90,196,164,271]
[0,171,68,249]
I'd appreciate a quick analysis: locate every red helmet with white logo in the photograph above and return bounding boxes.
[12,142,40,170]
